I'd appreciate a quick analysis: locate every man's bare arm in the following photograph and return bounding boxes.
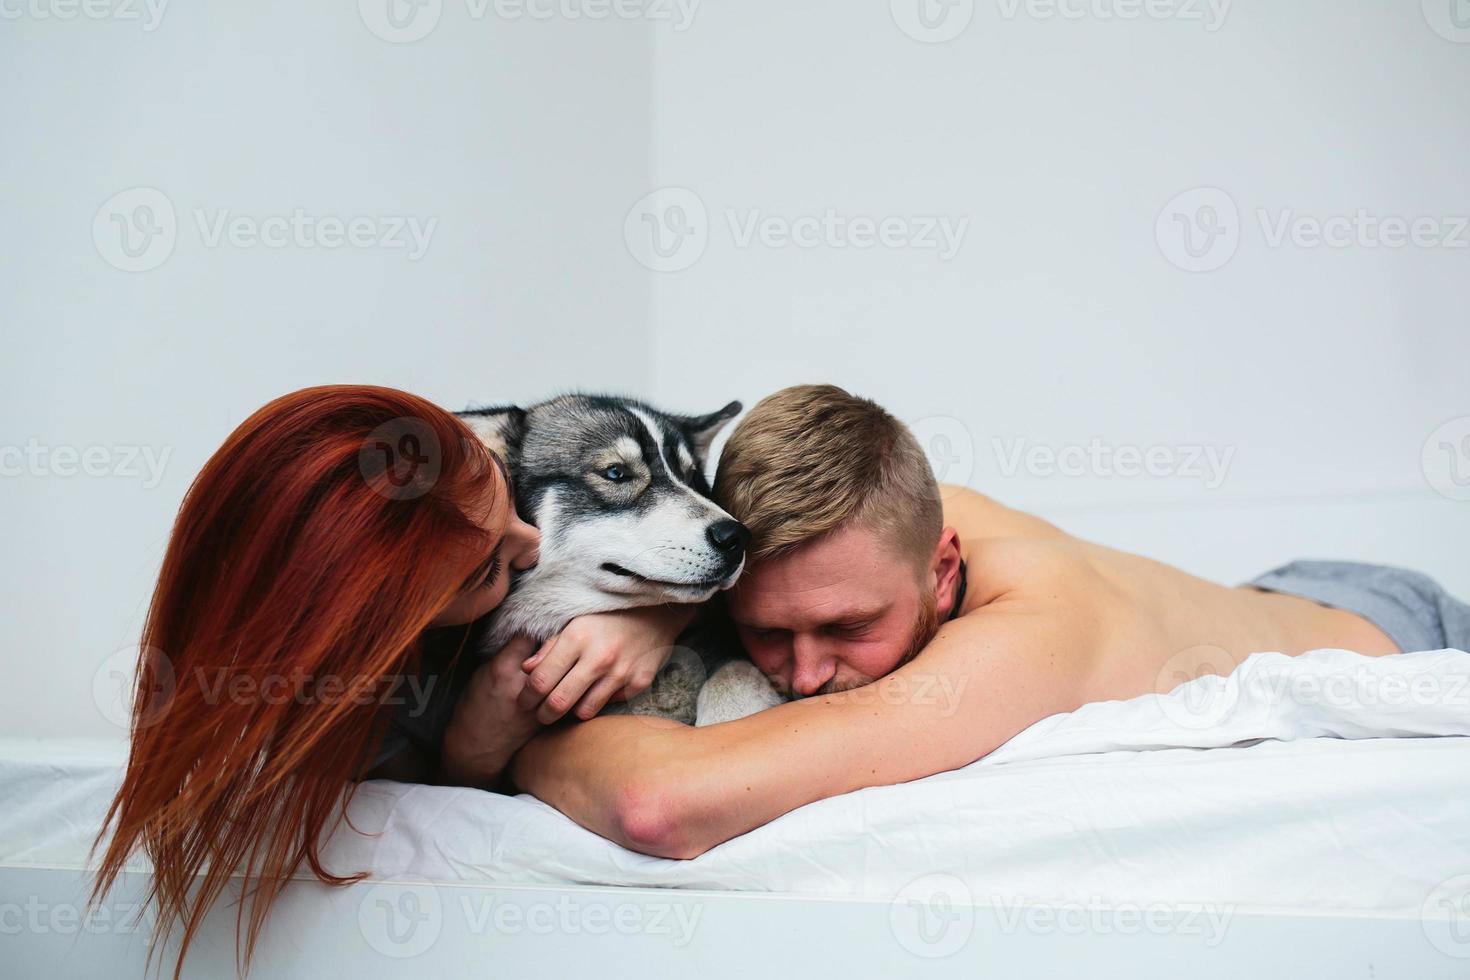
[510,591,1098,858]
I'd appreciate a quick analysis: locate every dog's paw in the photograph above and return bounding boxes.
[695,660,786,726]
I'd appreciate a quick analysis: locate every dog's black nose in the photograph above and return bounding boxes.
[707,519,750,557]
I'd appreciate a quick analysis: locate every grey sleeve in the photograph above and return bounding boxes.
[367,669,464,775]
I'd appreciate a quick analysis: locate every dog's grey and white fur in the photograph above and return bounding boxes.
[458,394,785,726]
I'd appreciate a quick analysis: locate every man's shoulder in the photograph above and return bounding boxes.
[961,534,1107,613]
[940,486,1069,541]
[937,486,1112,617]
[943,537,1113,699]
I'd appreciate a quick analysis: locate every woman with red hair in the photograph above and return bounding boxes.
[89,385,555,978]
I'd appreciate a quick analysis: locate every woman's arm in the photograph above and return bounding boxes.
[438,635,543,789]
[510,596,1097,858]
[438,603,701,788]
[517,603,699,723]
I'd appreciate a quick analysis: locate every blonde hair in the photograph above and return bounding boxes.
[713,384,942,568]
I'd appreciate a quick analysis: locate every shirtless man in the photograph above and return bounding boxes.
[447,384,1470,858]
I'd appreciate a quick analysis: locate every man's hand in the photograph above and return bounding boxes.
[517,605,697,724]
[439,635,545,790]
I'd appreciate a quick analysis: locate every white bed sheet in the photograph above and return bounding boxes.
[3,648,1469,918]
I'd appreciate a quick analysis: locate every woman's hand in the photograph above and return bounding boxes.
[517,605,698,724]
[439,635,545,790]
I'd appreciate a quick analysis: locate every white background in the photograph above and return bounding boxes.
[2,0,1467,739]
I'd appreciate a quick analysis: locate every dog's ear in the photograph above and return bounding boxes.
[457,405,526,463]
[682,400,742,461]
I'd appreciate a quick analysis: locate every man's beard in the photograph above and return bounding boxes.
[815,589,941,695]
[897,588,942,668]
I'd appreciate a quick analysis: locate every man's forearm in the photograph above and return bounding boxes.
[510,688,954,858]
[511,605,1093,859]
[510,714,698,854]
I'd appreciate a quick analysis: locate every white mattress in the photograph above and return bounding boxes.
[4,647,1470,922]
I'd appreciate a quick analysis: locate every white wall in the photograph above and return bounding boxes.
[0,1,653,738]
[4,0,1468,739]
[643,0,1470,591]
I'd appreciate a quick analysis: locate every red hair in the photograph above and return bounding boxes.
[90,385,501,979]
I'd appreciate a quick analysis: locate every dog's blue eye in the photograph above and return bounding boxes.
[601,465,627,482]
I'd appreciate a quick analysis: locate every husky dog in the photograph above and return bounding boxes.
[458,394,786,726]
